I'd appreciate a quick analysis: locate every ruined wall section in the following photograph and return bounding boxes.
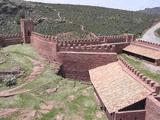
[57,43,116,52]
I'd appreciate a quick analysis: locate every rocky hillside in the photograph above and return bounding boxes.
[141,7,160,15]
[0,0,160,37]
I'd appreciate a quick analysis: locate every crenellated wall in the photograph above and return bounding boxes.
[136,40,160,49]
[57,38,100,46]
[56,34,134,47]
[57,43,116,52]
[98,34,135,43]
[20,19,34,43]
[31,32,58,61]
[0,33,22,47]
[145,96,160,120]
[119,57,160,95]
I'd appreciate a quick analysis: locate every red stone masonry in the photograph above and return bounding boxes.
[57,43,116,52]
[1,18,160,120]
[136,39,160,49]
[0,33,22,47]
[31,32,58,61]
[57,38,100,46]
[98,34,135,43]
[58,52,118,81]
[115,110,146,120]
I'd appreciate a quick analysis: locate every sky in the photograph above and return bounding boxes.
[25,0,160,11]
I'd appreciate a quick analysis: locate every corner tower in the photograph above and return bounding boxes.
[20,19,34,43]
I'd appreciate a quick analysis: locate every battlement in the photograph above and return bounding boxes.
[98,34,135,43]
[0,33,22,38]
[57,38,100,46]
[136,39,160,49]
[119,57,160,95]
[31,32,57,42]
[57,43,116,52]
[0,33,22,47]
[57,34,135,47]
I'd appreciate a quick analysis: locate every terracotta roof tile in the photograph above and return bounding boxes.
[123,44,160,60]
[89,62,151,113]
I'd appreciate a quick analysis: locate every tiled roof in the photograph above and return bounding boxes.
[123,44,160,60]
[89,62,151,113]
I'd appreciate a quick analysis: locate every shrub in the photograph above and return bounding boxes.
[5,76,17,87]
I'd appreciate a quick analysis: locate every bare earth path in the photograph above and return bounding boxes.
[0,108,19,118]
[0,108,36,120]
[142,22,160,43]
[0,58,44,97]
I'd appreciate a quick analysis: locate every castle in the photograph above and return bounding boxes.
[0,19,160,120]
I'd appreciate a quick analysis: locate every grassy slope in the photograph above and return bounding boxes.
[1,0,160,37]
[121,54,160,83]
[0,44,106,120]
[0,44,39,91]
[155,28,160,37]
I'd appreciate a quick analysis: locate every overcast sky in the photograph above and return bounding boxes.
[25,0,160,11]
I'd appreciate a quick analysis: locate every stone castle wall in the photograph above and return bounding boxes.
[0,33,22,47]
[30,32,132,81]
[58,52,117,81]
[31,32,58,61]
[2,19,160,120]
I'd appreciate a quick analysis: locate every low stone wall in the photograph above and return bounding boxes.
[115,110,146,120]
[58,52,118,81]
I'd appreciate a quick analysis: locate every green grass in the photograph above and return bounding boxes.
[40,108,64,120]
[0,44,40,91]
[0,44,106,120]
[121,54,160,83]
[155,28,160,38]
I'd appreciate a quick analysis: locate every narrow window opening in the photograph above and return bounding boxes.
[28,31,31,36]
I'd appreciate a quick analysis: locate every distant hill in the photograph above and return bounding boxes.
[0,0,160,37]
[140,7,160,15]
